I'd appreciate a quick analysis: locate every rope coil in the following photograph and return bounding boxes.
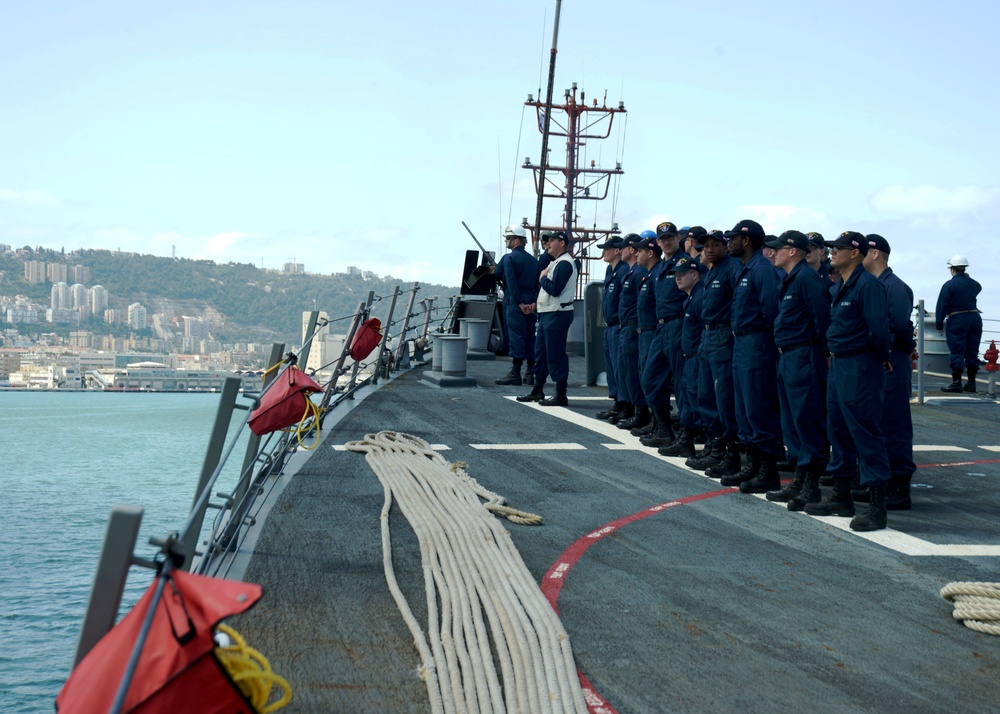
[215,623,292,713]
[940,582,1000,635]
[345,431,585,714]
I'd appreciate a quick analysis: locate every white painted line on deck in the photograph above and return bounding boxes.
[334,443,450,451]
[979,446,1000,452]
[470,443,585,450]
[913,445,971,452]
[567,396,613,401]
[509,396,1000,558]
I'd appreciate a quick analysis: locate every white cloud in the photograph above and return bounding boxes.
[0,189,62,206]
[737,204,827,231]
[870,185,995,215]
[203,231,251,256]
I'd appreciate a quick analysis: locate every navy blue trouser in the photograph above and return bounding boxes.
[827,353,890,486]
[945,312,983,371]
[534,310,573,384]
[777,345,827,469]
[617,326,645,406]
[641,320,683,410]
[603,325,621,400]
[680,353,717,432]
[504,302,536,361]
[733,332,783,455]
[702,327,736,439]
[884,349,915,482]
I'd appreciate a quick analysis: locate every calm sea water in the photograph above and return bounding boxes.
[0,391,248,713]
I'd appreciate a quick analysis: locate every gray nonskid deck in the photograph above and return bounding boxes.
[232,356,1000,713]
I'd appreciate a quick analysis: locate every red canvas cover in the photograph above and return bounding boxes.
[248,366,322,436]
[56,570,262,713]
[349,318,382,360]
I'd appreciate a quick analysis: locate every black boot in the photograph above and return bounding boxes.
[539,380,568,407]
[641,406,675,447]
[739,450,782,493]
[495,360,523,386]
[851,471,870,503]
[631,413,656,436]
[850,483,887,531]
[718,442,757,484]
[608,403,633,425]
[964,367,978,393]
[516,381,545,403]
[596,400,624,420]
[886,478,912,510]
[687,437,726,471]
[941,369,963,393]
[618,404,651,431]
[787,469,821,511]
[659,427,696,458]
[524,361,535,386]
[804,476,855,517]
[706,438,742,479]
[768,466,806,502]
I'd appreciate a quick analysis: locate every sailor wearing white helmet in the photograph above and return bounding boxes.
[936,254,983,392]
[495,225,539,387]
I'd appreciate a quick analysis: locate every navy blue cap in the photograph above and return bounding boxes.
[596,236,623,249]
[636,236,662,255]
[686,226,708,242]
[622,233,644,248]
[656,221,679,238]
[698,228,727,246]
[765,230,808,251]
[826,231,868,255]
[866,234,891,254]
[806,232,826,251]
[724,219,766,241]
[549,230,570,243]
[668,256,707,275]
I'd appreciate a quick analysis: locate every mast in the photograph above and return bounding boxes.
[531,0,562,258]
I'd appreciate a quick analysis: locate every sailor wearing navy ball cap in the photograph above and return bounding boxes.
[595,235,629,421]
[803,231,892,531]
[613,233,652,430]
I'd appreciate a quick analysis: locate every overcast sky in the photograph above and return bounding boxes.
[2,1,998,331]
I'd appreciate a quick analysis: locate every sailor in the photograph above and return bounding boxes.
[863,234,916,510]
[685,228,741,477]
[805,232,831,284]
[613,234,650,429]
[935,254,983,393]
[630,231,663,436]
[759,231,830,508]
[495,226,539,387]
[803,231,892,532]
[684,226,706,265]
[639,222,690,448]
[659,256,714,458]
[517,231,578,406]
[596,236,629,420]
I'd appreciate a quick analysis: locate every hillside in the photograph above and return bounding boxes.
[0,247,460,344]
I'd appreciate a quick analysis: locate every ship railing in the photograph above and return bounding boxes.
[69,283,454,713]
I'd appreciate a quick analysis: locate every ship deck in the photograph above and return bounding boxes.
[231,354,1000,713]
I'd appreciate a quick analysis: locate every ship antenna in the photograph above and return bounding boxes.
[533,0,562,246]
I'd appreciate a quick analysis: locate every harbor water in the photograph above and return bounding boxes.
[0,391,248,713]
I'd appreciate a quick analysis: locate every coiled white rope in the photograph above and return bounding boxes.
[345,431,587,714]
[940,582,1000,636]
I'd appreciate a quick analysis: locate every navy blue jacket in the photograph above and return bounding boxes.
[827,266,891,360]
[935,273,982,331]
[618,262,648,327]
[682,281,705,357]
[655,249,691,320]
[701,255,740,328]
[602,260,628,325]
[774,260,830,351]
[637,260,664,329]
[879,267,916,352]
[501,245,539,306]
[731,250,780,333]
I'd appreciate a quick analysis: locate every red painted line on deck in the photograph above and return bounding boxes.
[542,487,736,714]
[917,458,1000,469]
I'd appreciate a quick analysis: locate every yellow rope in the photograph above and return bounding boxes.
[260,359,286,383]
[215,624,292,713]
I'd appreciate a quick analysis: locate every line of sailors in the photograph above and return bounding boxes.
[596,219,921,533]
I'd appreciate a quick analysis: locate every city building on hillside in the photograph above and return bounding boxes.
[104,308,123,324]
[24,261,45,284]
[46,308,80,325]
[90,285,109,314]
[47,263,68,283]
[283,261,304,274]
[183,315,210,339]
[51,282,71,309]
[347,266,361,276]
[69,331,93,348]
[70,284,89,317]
[5,300,38,324]
[69,265,91,285]
[127,303,147,330]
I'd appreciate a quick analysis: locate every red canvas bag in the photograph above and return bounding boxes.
[248,365,323,436]
[349,318,382,360]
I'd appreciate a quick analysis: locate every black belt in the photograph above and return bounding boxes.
[658,315,684,324]
[777,341,813,355]
[948,309,980,318]
[683,353,697,359]
[638,325,656,333]
[605,321,619,327]
[621,321,637,328]
[733,326,768,336]
[704,322,730,331]
[830,348,867,359]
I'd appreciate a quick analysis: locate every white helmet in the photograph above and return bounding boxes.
[504,225,527,239]
[947,254,969,268]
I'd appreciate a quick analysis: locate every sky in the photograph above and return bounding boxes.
[1,0,999,327]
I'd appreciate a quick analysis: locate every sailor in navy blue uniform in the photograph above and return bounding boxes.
[936,254,983,393]
[638,222,691,448]
[629,231,663,434]
[596,236,628,420]
[864,235,916,509]
[659,256,714,458]
[802,231,892,532]
[517,231,578,406]
[805,232,831,285]
[686,228,741,476]
[614,234,650,429]
[760,231,831,508]
[495,226,539,387]
[721,219,783,492]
